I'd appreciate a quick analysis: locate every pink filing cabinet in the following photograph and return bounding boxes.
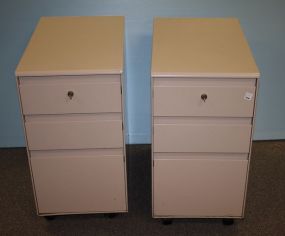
[15,16,128,216]
[151,18,260,220]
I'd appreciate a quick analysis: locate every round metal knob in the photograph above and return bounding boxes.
[67,91,74,99]
[201,93,207,102]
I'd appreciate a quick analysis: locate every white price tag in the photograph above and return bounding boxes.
[244,92,253,101]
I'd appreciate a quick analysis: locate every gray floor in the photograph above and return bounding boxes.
[0,142,285,235]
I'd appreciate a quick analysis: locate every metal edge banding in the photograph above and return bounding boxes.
[19,74,121,84]
[151,76,155,217]
[38,209,127,217]
[151,41,154,218]
[120,71,129,212]
[120,18,128,211]
[153,152,248,160]
[16,70,123,77]
[153,117,252,125]
[153,215,243,219]
[25,113,122,122]
[153,77,256,86]
[151,72,260,79]
[151,21,155,216]
[30,149,124,157]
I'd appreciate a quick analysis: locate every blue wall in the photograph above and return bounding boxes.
[0,0,284,147]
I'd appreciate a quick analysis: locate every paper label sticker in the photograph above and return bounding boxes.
[244,92,253,101]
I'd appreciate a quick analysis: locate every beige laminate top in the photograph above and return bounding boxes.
[152,18,259,78]
[16,16,124,76]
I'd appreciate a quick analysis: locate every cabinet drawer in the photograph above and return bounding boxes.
[19,75,122,115]
[153,78,256,117]
[153,158,248,217]
[153,118,252,153]
[30,150,127,214]
[25,114,123,150]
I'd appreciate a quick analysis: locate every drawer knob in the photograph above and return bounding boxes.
[201,93,207,102]
[67,91,74,99]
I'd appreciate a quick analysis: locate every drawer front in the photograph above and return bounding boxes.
[153,79,256,117]
[153,158,248,217]
[30,151,127,214]
[19,76,122,115]
[25,115,123,150]
[154,120,252,153]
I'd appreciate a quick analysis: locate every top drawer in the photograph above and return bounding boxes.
[153,78,256,117]
[19,75,122,115]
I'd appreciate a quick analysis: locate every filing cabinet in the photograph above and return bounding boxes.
[16,16,127,215]
[151,18,259,219]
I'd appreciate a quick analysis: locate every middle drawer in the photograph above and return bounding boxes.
[25,114,123,150]
[153,117,252,153]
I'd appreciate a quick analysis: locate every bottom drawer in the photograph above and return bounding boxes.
[153,158,248,217]
[30,150,127,214]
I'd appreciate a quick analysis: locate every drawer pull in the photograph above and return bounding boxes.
[201,93,207,102]
[67,91,74,99]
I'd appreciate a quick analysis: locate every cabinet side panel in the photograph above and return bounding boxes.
[16,76,40,214]
[242,78,259,216]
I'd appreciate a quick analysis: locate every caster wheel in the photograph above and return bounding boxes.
[44,216,56,221]
[104,213,118,219]
[222,219,234,225]
[162,219,173,225]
